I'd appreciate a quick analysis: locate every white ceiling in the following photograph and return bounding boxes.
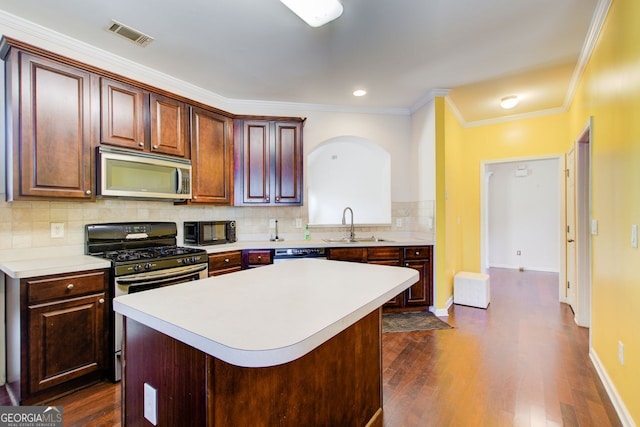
[0,0,602,124]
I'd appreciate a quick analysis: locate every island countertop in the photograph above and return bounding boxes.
[113,258,418,368]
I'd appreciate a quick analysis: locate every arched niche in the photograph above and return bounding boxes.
[307,136,391,225]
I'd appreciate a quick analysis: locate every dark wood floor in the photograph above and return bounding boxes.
[2,268,620,426]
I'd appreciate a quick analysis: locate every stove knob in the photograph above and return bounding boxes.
[191,256,197,263]
[183,258,191,264]
[134,264,142,272]
[144,263,152,270]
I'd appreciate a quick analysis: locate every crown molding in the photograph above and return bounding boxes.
[410,89,451,113]
[563,0,612,110]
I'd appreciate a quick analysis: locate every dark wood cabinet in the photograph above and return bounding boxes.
[328,245,433,311]
[189,107,234,204]
[367,247,403,308]
[403,246,433,307]
[242,250,273,268]
[100,78,187,157]
[208,251,242,276]
[6,269,110,405]
[100,78,145,150]
[234,119,303,206]
[3,48,97,200]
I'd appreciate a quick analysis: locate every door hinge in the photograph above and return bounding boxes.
[567,225,570,233]
[565,169,570,178]
[567,281,571,289]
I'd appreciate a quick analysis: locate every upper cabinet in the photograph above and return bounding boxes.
[233,119,303,206]
[189,107,233,204]
[3,48,97,201]
[100,77,187,157]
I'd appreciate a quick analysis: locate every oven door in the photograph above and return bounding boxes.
[113,263,208,381]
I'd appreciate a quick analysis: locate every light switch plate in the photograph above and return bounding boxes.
[631,224,638,248]
[50,223,64,238]
[144,383,158,425]
[591,219,598,235]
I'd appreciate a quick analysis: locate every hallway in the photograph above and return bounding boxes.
[382,268,620,426]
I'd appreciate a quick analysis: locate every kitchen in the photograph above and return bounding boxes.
[0,0,638,425]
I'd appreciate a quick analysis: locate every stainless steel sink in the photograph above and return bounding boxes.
[322,236,394,243]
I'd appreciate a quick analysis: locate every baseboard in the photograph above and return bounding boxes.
[589,348,635,427]
[431,296,453,317]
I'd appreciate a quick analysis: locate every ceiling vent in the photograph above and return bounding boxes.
[107,20,154,47]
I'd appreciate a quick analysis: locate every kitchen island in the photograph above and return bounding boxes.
[113,258,418,426]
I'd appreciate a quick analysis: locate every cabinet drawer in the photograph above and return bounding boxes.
[246,250,272,265]
[403,246,431,261]
[328,248,367,262]
[209,251,242,270]
[367,247,401,261]
[26,270,107,304]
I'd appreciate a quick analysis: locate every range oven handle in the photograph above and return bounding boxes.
[116,263,207,285]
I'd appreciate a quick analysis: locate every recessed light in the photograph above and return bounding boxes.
[500,96,519,109]
[353,89,367,97]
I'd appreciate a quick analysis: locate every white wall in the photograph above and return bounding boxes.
[487,158,560,272]
[409,100,436,202]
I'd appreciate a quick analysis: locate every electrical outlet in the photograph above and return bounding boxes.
[618,341,624,365]
[295,218,302,228]
[396,218,403,227]
[144,383,158,425]
[50,223,65,238]
[631,225,638,248]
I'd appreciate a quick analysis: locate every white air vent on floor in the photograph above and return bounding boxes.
[107,20,154,47]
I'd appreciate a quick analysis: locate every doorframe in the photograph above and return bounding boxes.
[479,154,566,298]
[573,118,593,327]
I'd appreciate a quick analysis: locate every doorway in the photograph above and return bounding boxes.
[568,119,592,327]
[480,154,566,297]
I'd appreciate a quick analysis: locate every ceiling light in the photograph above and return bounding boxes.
[280,0,343,27]
[500,96,519,109]
[353,89,367,97]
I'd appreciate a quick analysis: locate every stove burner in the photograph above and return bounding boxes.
[102,246,204,263]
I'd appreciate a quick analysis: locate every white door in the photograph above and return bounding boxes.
[566,148,577,312]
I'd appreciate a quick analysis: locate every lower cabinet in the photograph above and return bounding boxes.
[327,245,433,311]
[242,250,273,269]
[6,269,110,405]
[208,251,242,276]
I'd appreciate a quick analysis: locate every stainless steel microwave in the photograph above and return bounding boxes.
[184,221,237,245]
[97,147,192,200]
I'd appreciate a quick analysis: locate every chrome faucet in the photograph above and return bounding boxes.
[342,207,355,241]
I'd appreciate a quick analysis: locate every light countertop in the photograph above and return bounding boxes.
[113,258,418,368]
[194,236,434,254]
[0,255,111,279]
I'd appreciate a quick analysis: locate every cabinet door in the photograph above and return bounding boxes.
[208,251,242,276]
[237,120,271,204]
[150,93,187,157]
[12,52,96,199]
[327,248,367,263]
[403,260,430,306]
[28,293,107,393]
[273,122,302,204]
[100,78,145,150]
[369,260,403,307]
[190,107,233,204]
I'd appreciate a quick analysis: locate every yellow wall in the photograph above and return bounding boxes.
[567,0,640,421]
[442,0,640,421]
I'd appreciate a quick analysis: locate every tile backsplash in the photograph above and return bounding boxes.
[0,198,434,250]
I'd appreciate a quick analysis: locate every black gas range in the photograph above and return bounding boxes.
[86,221,209,382]
[86,222,208,276]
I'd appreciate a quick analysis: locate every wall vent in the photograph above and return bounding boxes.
[107,20,154,47]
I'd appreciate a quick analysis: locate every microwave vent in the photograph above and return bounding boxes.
[107,20,154,47]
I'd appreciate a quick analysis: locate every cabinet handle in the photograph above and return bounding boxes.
[99,298,105,304]
[276,197,280,202]
[85,190,92,195]
[67,283,74,290]
[138,142,144,147]
[224,258,230,263]
[415,251,420,256]
[405,263,409,267]
[257,256,262,260]
[153,145,158,149]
